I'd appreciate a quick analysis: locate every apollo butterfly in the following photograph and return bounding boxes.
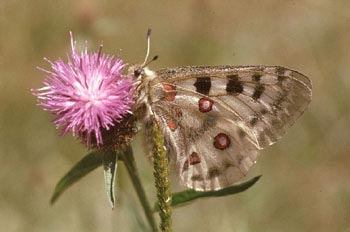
[129,30,312,191]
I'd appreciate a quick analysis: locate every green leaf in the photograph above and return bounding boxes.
[154,175,261,211]
[103,151,118,208]
[50,150,103,204]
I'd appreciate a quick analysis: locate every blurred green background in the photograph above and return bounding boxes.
[1,1,350,231]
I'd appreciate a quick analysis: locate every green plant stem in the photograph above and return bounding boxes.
[120,147,158,232]
[152,121,172,232]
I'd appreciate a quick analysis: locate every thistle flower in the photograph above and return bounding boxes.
[33,32,135,147]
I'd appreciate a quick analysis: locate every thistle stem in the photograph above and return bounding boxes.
[120,147,158,232]
[152,121,172,232]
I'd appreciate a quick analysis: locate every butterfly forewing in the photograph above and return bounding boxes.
[154,65,312,148]
[146,65,311,191]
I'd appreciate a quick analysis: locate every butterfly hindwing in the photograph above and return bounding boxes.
[147,65,311,191]
[150,89,257,190]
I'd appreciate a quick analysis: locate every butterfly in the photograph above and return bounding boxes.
[129,30,312,191]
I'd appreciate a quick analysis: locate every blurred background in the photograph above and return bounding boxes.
[1,1,350,231]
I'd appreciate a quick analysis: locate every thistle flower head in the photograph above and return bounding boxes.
[33,32,135,147]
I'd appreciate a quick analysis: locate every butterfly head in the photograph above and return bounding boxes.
[128,64,144,81]
[128,54,158,79]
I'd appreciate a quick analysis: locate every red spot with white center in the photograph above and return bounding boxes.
[162,83,176,101]
[189,152,201,165]
[214,133,231,150]
[198,98,213,112]
[166,118,178,131]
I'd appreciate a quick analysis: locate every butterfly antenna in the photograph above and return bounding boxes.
[141,28,152,67]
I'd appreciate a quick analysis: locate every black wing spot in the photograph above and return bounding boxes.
[260,109,268,115]
[250,116,259,126]
[191,175,204,181]
[226,74,243,94]
[252,84,265,100]
[252,74,262,82]
[276,67,287,84]
[194,77,211,95]
[224,160,236,169]
[238,129,246,138]
[278,75,286,83]
[273,92,287,110]
[208,167,222,178]
[276,67,286,76]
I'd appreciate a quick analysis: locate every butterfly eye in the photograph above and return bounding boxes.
[134,69,142,77]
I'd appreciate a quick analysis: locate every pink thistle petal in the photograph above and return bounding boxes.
[32,32,135,147]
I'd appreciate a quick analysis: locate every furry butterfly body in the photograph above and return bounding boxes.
[131,64,312,191]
